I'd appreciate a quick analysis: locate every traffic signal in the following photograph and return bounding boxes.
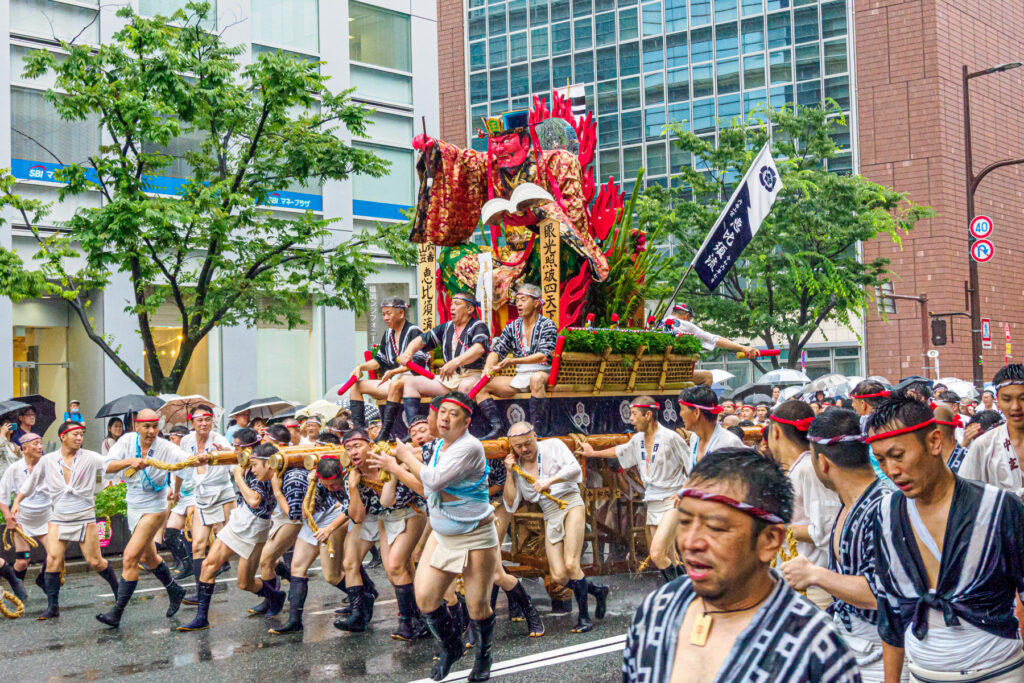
[931,318,947,346]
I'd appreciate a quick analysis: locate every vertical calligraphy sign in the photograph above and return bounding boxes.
[417,243,437,331]
[539,218,560,325]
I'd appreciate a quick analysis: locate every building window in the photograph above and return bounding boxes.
[11,0,100,44]
[140,0,217,28]
[253,0,318,53]
[621,78,642,110]
[353,143,415,206]
[351,65,412,105]
[11,86,100,166]
[350,1,411,71]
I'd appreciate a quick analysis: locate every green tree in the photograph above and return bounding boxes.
[0,2,412,394]
[642,103,934,370]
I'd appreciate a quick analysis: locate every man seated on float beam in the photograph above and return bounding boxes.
[474,284,559,438]
[663,303,761,385]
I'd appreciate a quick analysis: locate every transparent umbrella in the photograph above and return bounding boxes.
[934,378,978,399]
[758,368,811,385]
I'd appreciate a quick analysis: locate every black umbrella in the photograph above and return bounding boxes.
[0,400,31,422]
[728,382,775,401]
[744,393,773,406]
[228,397,297,420]
[270,404,303,422]
[12,394,57,436]
[95,394,165,419]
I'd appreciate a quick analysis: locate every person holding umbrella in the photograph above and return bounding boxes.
[11,407,37,450]
[101,418,124,456]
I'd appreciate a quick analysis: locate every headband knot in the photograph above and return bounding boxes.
[769,415,814,432]
[678,400,723,415]
[677,488,785,524]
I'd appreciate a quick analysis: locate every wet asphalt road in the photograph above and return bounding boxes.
[2,565,658,683]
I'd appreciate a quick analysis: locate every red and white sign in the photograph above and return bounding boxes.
[969,215,994,239]
[1006,324,1012,361]
[982,318,992,349]
[971,239,995,263]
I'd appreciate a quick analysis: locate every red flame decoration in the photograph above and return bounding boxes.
[528,90,626,328]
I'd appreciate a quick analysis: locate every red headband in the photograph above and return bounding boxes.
[864,419,936,444]
[59,424,85,436]
[678,400,724,415]
[770,415,814,432]
[934,416,965,430]
[430,404,439,413]
[343,434,369,444]
[631,402,660,410]
[678,488,785,524]
[852,391,890,399]
[442,397,474,415]
[134,417,159,423]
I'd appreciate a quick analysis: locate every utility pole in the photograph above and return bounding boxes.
[963,61,1024,390]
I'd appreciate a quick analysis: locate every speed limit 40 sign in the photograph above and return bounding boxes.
[970,215,994,239]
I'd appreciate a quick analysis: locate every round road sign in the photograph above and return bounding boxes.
[970,215,993,239]
[971,238,995,263]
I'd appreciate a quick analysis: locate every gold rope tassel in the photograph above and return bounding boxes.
[508,463,568,509]
[0,589,25,619]
[302,478,334,558]
[2,527,39,550]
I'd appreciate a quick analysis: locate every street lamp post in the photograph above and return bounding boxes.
[962,61,1024,390]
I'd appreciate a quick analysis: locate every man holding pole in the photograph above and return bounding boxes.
[663,303,763,385]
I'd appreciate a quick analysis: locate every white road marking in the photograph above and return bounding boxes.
[407,633,628,683]
[98,564,323,597]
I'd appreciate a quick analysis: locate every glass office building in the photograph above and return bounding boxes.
[464,0,855,195]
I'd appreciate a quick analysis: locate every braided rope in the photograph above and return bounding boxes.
[302,476,334,557]
[183,508,194,543]
[509,463,568,509]
[2,527,39,550]
[0,589,24,619]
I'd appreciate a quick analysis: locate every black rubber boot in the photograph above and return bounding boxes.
[184,557,205,605]
[489,584,499,611]
[0,560,27,602]
[508,581,544,637]
[334,585,369,632]
[334,578,351,615]
[349,399,366,428]
[403,398,423,428]
[468,613,496,682]
[164,528,183,573]
[507,589,524,622]
[528,396,549,436]
[360,565,379,599]
[151,562,186,617]
[423,603,465,681]
[477,398,505,441]
[98,564,119,594]
[173,531,195,579]
[569,578,593,633]
[392,582,428,641]
[96,578,137,628]
[376,401,401,442]
[589,581,609,619]
[34,558,47,592]
[176,581,214,631]
[269,576,307,635]
[259,577,287,617]
[248,575,278,616]
[276,559,292,582]
[37,571,61,620]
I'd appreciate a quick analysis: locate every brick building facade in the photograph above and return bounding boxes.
[857,0,1024,382]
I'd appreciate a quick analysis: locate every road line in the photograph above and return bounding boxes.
[408,633,627,683]
[307,599,396,616]
[98,565,324,597]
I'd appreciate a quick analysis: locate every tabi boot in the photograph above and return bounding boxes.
[528,396,549,436]
[334,585,370,632]
[423,603,465,681]
[477,398,505,441]
[96,578,138,628]
[403,398,423,429]
[37,571,61,620]
[349,399,366,428]
[98,564,120,594]
[376,401,402,442]
[248,575,279,616]
[183,557,206,605]
[568,577,593,633]
[34,558,47,592]
[259,577,287,617]
[392,582,429,641]
[589,580,609,620]
[0,560,27,602]
[508,580,544,637]
[164,528,184,573]
[467,613,496,682]
[176,581,215,631]
[269,576,307,635]
[172,533,194,580]
[151,562,186,617]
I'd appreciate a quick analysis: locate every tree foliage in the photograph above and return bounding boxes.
[641,103,934,369]
[0,2,412,393]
